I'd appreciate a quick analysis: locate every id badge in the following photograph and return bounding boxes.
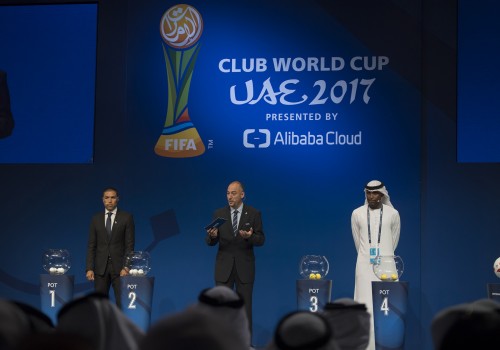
[369,247,379,264]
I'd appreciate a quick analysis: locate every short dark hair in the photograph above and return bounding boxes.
[102,187,119,197]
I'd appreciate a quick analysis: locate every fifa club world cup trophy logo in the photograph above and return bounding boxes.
[155,4,205,157]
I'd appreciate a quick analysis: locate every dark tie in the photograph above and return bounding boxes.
[106,212,113,236]
[232,210,238,236]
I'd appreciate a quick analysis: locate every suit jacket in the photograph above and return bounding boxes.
[86,209,135,275]
[0,70,14,139]
[205,204,265,283]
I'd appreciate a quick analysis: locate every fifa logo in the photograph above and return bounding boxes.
[155,4,205,158]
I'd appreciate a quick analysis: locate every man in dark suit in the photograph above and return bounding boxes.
[0,70,14,139]
[206,180,265,334]
[86,187,135,308]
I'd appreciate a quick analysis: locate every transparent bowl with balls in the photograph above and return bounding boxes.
[42,249,71,275]
[372,255,404,281]
[299,255,329,280]
[125,251,151,277]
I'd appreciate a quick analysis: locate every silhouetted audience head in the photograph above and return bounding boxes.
[56,293,144,350]
[140,308,245,350]
[265,311,340,350]
[140,286,250,350]
[0,299,32,350]
[0,299,54,350]
[431,298,500,350]
[322,298,370,350]
[195,286,251,346]
[14,332,93,350]
[10,301,54,334]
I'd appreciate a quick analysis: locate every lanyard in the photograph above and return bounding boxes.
[367,205,383,245]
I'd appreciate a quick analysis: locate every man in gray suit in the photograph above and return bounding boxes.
[0,70,14,139]
[206,180,265,334]
[86,187,135,308]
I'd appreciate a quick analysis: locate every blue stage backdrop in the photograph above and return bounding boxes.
[0,1,422,348]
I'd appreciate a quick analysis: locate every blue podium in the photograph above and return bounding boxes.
[120,276,155,331]
[40,274,75,324]
[372,281,408,350]
[296,279,332,312]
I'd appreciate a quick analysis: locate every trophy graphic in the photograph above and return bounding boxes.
[155,4,205,158]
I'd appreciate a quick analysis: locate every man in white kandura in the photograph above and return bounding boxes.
[351,180,401,350]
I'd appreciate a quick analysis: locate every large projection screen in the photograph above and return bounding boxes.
[0,3,97,164]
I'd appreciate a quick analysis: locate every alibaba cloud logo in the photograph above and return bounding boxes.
[243,129,271,148]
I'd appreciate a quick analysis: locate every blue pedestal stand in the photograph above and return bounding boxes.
[296,279,332,312]
[487,283,500,302]
[40,274,75,325]
[120,276,155,331]
[372,281,408,350]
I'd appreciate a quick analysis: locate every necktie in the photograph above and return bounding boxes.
[232,210,238,236]
[106,212,113,236]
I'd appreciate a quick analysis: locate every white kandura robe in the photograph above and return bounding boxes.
[351,203,400,350]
